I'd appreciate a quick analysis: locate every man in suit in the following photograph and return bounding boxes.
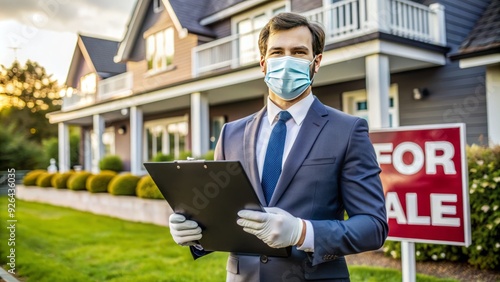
[169,12,388,281]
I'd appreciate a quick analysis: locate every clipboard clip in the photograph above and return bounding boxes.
[174,158,208,169]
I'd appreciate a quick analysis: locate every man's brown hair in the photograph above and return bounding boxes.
[258,12,325,57]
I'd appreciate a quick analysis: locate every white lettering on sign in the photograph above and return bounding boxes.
[386,192,460,227]
[431,194,460,226]
[374,141,456,175]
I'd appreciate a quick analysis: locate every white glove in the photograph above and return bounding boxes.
[236,207,303,248]
[169,213,202,246]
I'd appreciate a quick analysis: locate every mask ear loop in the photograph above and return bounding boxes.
[309,55,318,83]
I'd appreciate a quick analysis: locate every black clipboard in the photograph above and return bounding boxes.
[143,160,291,257]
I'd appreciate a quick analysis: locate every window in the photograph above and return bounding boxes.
[80,73,97,95]
[144,117,188,160]
[146,28,174,72]
[232,2,288,65]
[342,84,400,127]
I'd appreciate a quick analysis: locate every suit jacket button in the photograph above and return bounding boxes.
[260,255,268,263]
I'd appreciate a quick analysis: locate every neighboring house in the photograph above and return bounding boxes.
[450,0,500,147]
[59,34,128,171]
[48,0,498,174]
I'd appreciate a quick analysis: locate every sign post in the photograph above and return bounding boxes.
[370,124,471,281]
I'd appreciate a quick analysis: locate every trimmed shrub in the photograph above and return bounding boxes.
[202,150,215,160]
[51,171,75,189]
[99,155,123,172]
[108,174,140,196]
[36,172,55,187]
[86,171,117,193]
[67,172,92,190]
[383,145,500,270]
[178,151,192,160]
[136,175,164,199]
[152,153,174,162]
[23,170,46,186]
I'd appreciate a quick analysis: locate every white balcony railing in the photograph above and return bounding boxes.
[61,72,133,111]
[62,91,95,111]
[97,71,133,101]
[192,0,446,77]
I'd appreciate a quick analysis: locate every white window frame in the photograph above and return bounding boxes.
[145,27,175,74]
[231,1,290,67]
[143,115,189,161]
[342,84,400,127]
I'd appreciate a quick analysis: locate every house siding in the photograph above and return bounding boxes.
[392,0,490,144]
[129,4,161,62]
[290,0,322,13]
[210,97,264,122]
[209,19,232,38]
[71,51,94,90]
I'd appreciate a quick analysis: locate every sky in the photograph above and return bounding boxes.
[0,0,137,84]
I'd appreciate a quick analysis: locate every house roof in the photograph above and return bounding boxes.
[168,0,214,37]
[115,0,215,62]
[202,0,246,19]
[452,0,500,59]
[79,35,126,78]
[66,34,125,85]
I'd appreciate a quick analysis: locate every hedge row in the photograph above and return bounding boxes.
[22,170,163,200]
[383,145,500,270]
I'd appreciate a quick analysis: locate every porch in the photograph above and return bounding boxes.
[192,0,446,77]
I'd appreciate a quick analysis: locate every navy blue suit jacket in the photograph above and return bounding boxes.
[194,97,388,281]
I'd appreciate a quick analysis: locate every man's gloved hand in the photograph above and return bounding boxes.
[236,207,303,248]
[169,213,202,246]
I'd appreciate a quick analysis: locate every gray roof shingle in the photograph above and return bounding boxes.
[80,35,126,78]
[456,0,500,56]
[169,0,215,37]
[202,0,246,18]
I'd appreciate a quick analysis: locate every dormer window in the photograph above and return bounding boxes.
[154,0,163,13]
[146,27,174,72]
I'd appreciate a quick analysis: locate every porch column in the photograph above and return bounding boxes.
[191,92,210,158]
[486,65,500,146]
[83,128,92,171]
[93,114,105,173]
[366,54,390,129]
[130,106,143,175]
[57,122,70,172]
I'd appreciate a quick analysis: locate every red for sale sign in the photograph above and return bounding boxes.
[370,124,471,246]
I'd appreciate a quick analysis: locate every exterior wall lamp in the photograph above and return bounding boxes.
[413,88,429,100]
[118,125,127,135]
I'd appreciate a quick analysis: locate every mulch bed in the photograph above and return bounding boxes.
[346,250,500,282]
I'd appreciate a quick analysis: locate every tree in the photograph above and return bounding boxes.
[0,60,62,143]
[0,124,44,170]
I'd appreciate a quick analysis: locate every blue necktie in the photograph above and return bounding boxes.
[262,111,292,204]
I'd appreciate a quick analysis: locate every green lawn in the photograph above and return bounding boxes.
[0,197,456,282]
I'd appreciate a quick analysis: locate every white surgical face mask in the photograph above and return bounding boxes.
[264,56,316,101]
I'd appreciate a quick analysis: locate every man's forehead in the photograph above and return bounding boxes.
[267,27,313,49]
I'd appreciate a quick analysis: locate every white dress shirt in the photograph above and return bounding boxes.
[256,93,315,252]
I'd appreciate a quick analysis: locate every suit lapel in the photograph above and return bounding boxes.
[244,106,267,205]
[269,98,329,206]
